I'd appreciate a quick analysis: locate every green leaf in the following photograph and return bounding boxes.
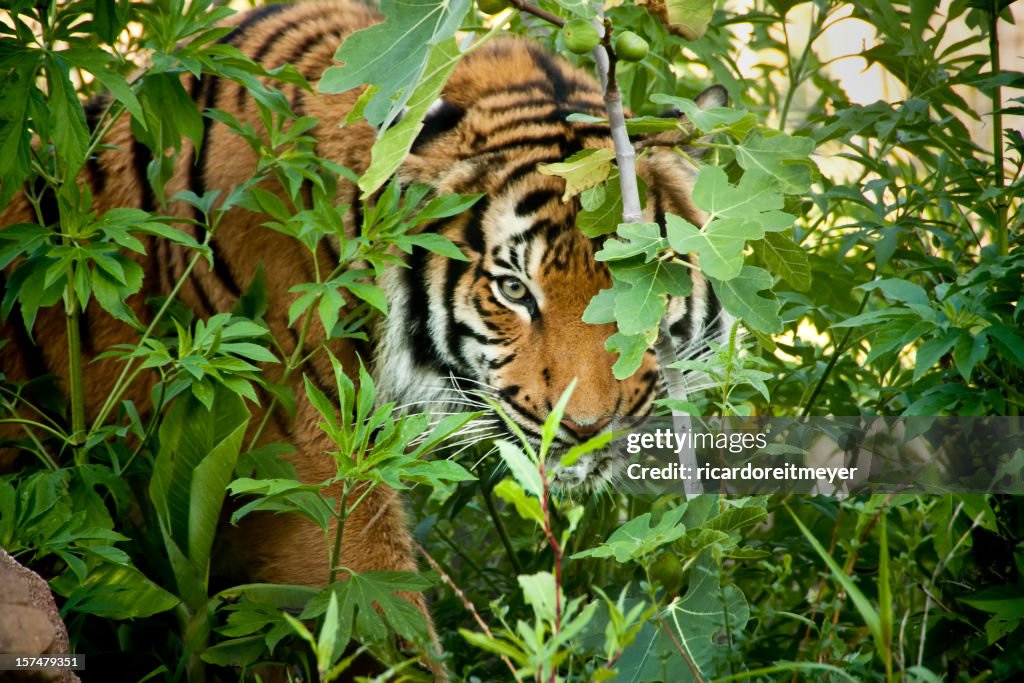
[659,0,716,40]
[496,439,542,498]
[650,93,747,132]
[492,479,545,526]
[395,231,469,260]
[359,38,465,196]
[300,571,434,648]
[709,267,783,334]
[613,277,667,336]
[733,129,816,194]
[459,629,526,664]
[538,148,617,201]
[596,223,665,262]
[572,505,688,563]
[46,55,90,180]
[751,231,811,291]
[617,555,748,680]
[960,585,1024,618]
[692,166,786,218]
[151,386,249,609]
[61,47,145,125]
[913,331,958,381]
[953,330,989,381]
[345,281,387,314]
[578,175,623,237]
[200,636,265,668]
[318,593,342,676]
[860,279,930,306]
[52,563,179,620]
[319,0,471,129]
[582,285,617,325]
[607,329,656,380]
[228,478,333,532]
[787,505,884,658]
[519,571,558,624]
[0,56,37,207]
[666,214,761,280]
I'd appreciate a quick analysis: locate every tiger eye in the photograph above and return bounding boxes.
[498,277,529,301]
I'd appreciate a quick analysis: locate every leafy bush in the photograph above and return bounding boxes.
[1,0,1022,681]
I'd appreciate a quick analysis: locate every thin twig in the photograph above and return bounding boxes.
[509,0,566,28]
[658,611,706,683]
[413,539,520,680]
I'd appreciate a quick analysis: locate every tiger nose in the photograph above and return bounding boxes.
[560,416,612,439]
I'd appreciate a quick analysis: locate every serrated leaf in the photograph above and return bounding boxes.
[299,572,433,648]
[0,57,36,207]
[651,93,747,133]
[538,148,617,201]
[607,329,656,380]
[733,129,816,193]
[48,55,90,178]
[596,222,665,261]
[359,38,464,196]
[578,176,623,237]
[319,0,471,130]
[752,231,811,291]
[666,213,760,280]
[710,266,783,334]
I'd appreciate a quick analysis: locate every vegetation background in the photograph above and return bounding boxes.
[0,0,1022,681]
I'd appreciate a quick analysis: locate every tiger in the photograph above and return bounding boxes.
[0,0,728,671]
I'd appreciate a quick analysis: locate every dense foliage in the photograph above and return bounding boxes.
[0,0,1022,681]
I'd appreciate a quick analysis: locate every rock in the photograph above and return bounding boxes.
[0,549,79,683]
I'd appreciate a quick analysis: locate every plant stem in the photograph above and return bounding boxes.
[66,265,86,465]
[246,300,320,451]
[539,464,562,683]
[481,483,525,575]
[595,27,644,223]
[988,1,1007,256]
[90,233,212,434]
[328,483,351,584]
[800,291,870,417]
[509,0,565,28]
[412,539,520,680]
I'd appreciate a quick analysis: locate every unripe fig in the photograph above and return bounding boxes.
[561,18,601,54]
[613,30,649,62]
[477,0,510,14]
[649,552,684,593]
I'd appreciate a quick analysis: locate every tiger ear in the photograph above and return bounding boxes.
[694,84,728,111]
[646,84,729,160]
[396,97,470,187]
[636,85,729,223]
[411,98,466,153]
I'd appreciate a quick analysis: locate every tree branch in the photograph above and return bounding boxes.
[591,7,701,494]
[509,0,566,28]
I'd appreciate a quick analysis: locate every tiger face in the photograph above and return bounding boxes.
[373,40,727,489]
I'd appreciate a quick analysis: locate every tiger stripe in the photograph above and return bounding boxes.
[1,3,732,664]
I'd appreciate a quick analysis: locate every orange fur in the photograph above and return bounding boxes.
[2,2,724,677]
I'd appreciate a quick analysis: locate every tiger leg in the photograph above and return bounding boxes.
[224,395,446,679]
